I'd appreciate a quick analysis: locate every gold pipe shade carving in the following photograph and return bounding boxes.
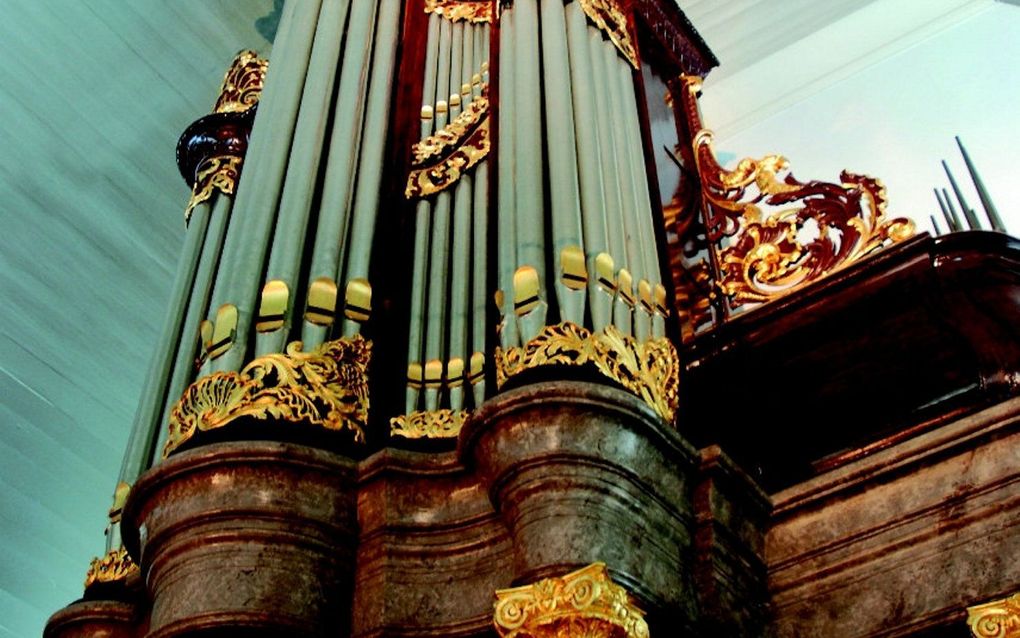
[425,0,493,23]
[214,49,269,114]
[183,51,268,219]
[493,562,650,638]
[677,75,915,309]
[390,409,469,439]
[407,97,491,198]
[163,337,371,457]
[968,593,1020,637]
[494,322,679,423]
[84,547,138,590]
[579,0,639,68]
[185,154,242,223]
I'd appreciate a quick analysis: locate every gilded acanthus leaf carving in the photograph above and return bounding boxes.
[494,562,649,638]
[406,114,490,198]
[164,337,370,457]
[676,75,915,309]
[412,97,489,166]
[185,154,242,223]
[390,409,468,439]
[494,322,679,423]
[84,547,138,590]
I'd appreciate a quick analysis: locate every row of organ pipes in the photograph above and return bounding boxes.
[404,10,491,421]
[102,0,673,555]
[497,0,668,351]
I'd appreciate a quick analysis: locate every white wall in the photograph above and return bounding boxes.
[699,3,1020,235]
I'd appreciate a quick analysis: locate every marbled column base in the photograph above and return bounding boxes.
[122,441,358,638]
[461,380,700,627]
[44,599,139,638]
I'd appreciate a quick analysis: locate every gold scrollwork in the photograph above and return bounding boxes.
[185,154,242,223]
[84,547,138,590]
[214,50,269,114]
[494,322,679,423]
[413,97,490,166]
[163,337,371,457]
[406,111,490,198]
[390,409,468,439]
[579,0,639,68]
[968,593,1020,638]
[679,75,915,308]
[425,0,493,23]
[494,562,649,638]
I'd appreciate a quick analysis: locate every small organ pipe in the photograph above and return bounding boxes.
[539,0,585,326]
[565,3,611,332]
[497,9,521,349]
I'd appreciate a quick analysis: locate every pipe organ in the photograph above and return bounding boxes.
[48,1,1020,638]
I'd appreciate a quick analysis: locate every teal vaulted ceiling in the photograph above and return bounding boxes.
[0,2,272,636]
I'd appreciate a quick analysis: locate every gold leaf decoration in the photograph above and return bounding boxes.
[412,96,489,166]
[163,337,371,457]
[214,50,269,114]
[494,322,679,423]
[677,75,915,309]
[84,547,138,590]
[968,593,1020,638]
[185,154,242,223]
[494,562,649,638]
[578,0,638,68]
[407,94,490,199]
[390,409,468,439]
[425,0,492,23]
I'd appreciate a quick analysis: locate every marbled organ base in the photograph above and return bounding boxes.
[48,380,771,638]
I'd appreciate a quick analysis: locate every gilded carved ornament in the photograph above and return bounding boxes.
[968,593,1020,637]
[164,337,370,457]
[406,106,491,198]
[494,322,679,423]
[390,409,469,439]
[425,0,492,23]
[84,547,139,590]
[677,75,915,308]
[494,562,649,638]
[185,155,243,223]
[578,0,639,68]
[183,50,268,221]
[214,49,269,114]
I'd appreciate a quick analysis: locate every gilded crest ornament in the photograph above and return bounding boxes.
[494,562,649,638]
[495,322,679,423]
[676,75,915,309]
[390,409,468,439]
[163,337,371,457]
[968,593,1020,638]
